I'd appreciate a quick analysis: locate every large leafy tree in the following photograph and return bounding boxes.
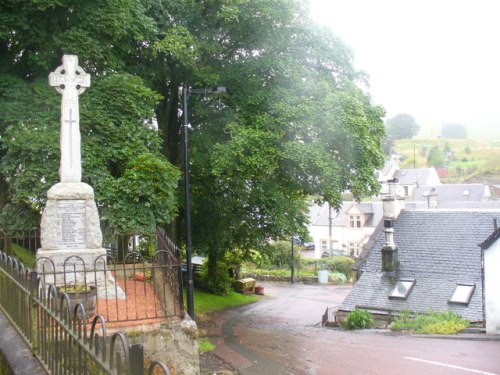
[386,113,420,140]
[441,123,467,139]
[145,1,386,283]
[1,1,386,290]
[0,1,179,236]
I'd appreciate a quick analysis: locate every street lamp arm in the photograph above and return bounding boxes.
[189,85,228,95]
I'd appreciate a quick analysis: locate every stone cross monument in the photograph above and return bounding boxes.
[48,55,90,183]
[36,55,122,297]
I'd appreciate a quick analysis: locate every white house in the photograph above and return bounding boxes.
[307,201,383,259]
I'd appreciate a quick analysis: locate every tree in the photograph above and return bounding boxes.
[441,123,467,139]
[0,73,180,237]
[386,113,420,140]
[426,146,445,167]
[0,1,386,293]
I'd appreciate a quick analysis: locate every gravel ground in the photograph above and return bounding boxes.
[199,352,237,375]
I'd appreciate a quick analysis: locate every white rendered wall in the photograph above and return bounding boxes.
[484,240,500,334]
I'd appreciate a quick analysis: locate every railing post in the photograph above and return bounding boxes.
[29,271,38,350]
[129,343,145,375]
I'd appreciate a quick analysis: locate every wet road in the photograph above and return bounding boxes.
[203,282,500,375]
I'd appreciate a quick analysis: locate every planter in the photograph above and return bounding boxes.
[57,285,97,319]
[134,271,151,281]
[254,285,265,295]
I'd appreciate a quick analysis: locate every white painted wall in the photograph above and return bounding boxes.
[484,239,500,334]
[308,223,375,259]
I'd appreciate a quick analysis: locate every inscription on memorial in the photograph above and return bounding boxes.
[56,200,86,249]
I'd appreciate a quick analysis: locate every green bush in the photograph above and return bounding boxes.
[315,256,354,280]
[329,271,347,284]
[256,241,302,270]
[199,260,233,296]
[389,310,469,334]
[345,308,373,329]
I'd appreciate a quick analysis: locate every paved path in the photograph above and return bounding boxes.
[202,282,500,375]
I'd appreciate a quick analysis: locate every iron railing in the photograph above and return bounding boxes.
[0,228,185,325]
[0,251,172,375]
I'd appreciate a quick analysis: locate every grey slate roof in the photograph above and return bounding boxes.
[310,202,383,228]
[393,168,437,185]
[339,209,500,322]
[410,184,489,203]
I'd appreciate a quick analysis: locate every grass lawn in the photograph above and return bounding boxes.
[8,243,36,268]
[190,288,260,315]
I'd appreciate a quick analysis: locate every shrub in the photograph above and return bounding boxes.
[257,241,302,270]
[345,308,373,329]
[199,261,233,296]
[329,271,347,284]
[389,310,469,334]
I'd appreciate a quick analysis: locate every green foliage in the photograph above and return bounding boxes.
[1,1,386,295]
[345,308,373,329]
[426,145,445,167]
[255,241,302,269]
[389,310,469,334]
[199,258,233,296]
[198,337,215,353]
[330,271,347,284]
[441,123,467,139]
[386,113,420,140]
[314,256,355,280]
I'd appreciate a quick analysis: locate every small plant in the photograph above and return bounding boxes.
[345,308,373,329]
[198,337,215,353]
[389,310,469,334]
[58,284,93,293]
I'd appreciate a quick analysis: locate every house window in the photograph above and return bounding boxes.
[449,283,475,305]
[350,215,362,228]
[389,279,415,300]
[320,240,327,252]
[349,242,357,256]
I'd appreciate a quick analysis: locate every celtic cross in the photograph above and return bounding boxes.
[49,55,90,183]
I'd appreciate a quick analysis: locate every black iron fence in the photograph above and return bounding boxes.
[0,250,172,374]
[0,227,187,374]
[0,227,184,325]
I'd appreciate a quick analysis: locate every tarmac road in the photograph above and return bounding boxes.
[202,282,500,375]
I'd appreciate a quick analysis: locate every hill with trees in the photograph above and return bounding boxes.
[392,138,500,184]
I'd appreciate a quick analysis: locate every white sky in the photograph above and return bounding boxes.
[308,0,500,138]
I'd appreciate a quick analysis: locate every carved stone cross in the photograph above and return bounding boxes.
[49,55,90,183]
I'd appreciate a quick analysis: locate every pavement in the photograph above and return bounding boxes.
[0,308,47,374]
[201,281,500,375]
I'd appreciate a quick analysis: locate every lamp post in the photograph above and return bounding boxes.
[182,84,227,320]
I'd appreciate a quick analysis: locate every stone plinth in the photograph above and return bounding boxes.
[36,182,124,299]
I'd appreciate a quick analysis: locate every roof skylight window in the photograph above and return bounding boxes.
[449,283,475,305]
[389,279,415,300]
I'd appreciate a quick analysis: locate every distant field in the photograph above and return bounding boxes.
[392,138,500,184]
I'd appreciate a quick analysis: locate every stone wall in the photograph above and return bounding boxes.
[122,317,200,375]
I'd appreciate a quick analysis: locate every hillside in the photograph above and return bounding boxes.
[392,139,500,186]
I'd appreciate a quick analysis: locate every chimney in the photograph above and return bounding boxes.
[383,178,405,220]
[381,219,398,273]
[381,178,403,275]
[427,188,438,208]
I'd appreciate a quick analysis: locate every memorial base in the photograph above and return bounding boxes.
[35,248,126,299]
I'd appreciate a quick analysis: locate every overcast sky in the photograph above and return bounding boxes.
[308,0,500,139]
